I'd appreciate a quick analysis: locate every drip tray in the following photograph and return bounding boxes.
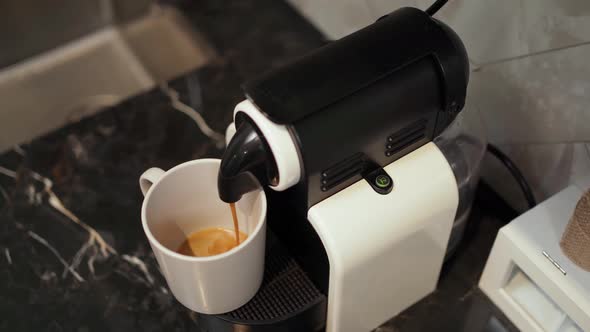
[195,232,327,332]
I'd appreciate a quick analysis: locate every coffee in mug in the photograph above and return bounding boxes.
[177,227,248,257]
[176,202,247,257]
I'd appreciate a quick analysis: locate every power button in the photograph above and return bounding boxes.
[364,169,393,195]
[375,175,391,188]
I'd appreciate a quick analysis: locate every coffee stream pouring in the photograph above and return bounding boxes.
[210,7,473,332]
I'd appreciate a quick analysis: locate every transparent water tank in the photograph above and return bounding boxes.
[435,108,487,258]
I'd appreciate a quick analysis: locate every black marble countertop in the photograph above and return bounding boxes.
[0,1,519,331]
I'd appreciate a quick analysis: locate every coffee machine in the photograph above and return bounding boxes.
[198,7,470,332]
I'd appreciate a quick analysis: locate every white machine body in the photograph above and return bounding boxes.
[308,142,459,332]
[226,104,460,332]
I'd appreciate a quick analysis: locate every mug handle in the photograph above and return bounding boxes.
[139,168,165,196]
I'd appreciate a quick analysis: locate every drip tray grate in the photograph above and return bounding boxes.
[197,232,326,331]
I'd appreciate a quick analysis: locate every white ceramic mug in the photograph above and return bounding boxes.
[139,159,266,314]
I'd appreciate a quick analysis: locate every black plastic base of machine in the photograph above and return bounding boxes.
[194,232,327,332]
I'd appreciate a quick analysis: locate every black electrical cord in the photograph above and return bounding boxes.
[486,143,537,209]
[426,0,449,15]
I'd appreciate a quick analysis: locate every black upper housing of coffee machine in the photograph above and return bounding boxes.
[210,7,470,332]
[219,7,468,207]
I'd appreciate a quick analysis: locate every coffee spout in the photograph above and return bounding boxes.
[218,120,274,203]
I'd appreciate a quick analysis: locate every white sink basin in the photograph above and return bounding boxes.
[0,5,213,152]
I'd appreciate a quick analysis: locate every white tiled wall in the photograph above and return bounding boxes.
[367,0,590,64]
[287,0,374,40]
[287,0,590,208]
[469,46,590,144]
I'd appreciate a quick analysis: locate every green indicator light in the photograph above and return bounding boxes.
[375,175,390,188]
